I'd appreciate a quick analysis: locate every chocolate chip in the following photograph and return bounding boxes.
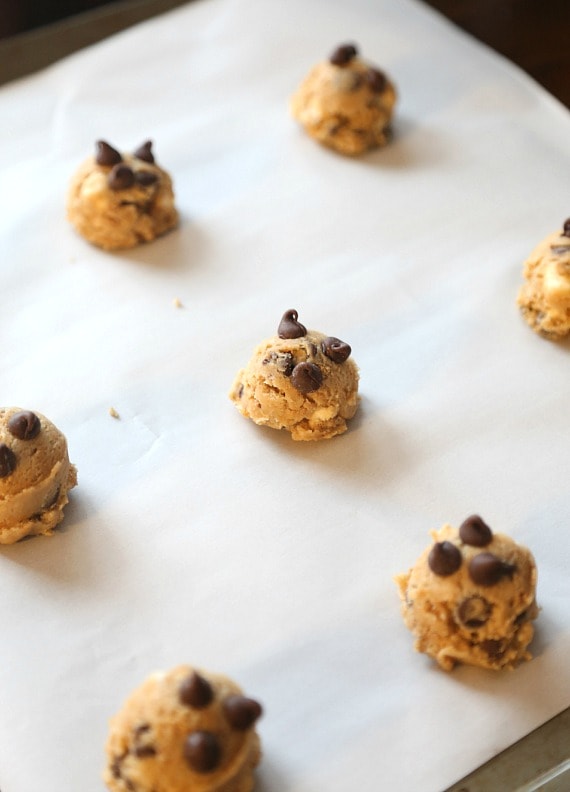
[134,745,156,758]
[7,410,41,440]
[480,639,504,659]
[330,117,349,135]
[96,140,122,166]
[277,309,307,339]
[110,750,128,779]
[134,140,155,164]
[108,163,135,191]
[365,68,387,93]
[290,361,323,393]
[135,171,158,186]
[183,731,220,773]
[278,354,295,376]
[550,244,570,254]
[223,695,263,730]
[459,515,492,547]
[132,723,156,758]
[456,596,492,628]
[330,43,358,66]
[179,671,214,709]
[262,351,295,376]
[469,553,516,586]
[428,541,462,576]
[0,444,17,478]
[321,336,351,363]
[563,218,570,237]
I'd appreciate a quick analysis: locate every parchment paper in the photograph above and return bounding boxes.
[1,0,569,789]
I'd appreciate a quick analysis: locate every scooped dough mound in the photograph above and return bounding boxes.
[104,665,262,792]
[517,218,570,338]
[395,517,538,671]
[290,42,397,156]
[0,407,77,544]
[67,139,178,250]
[229,309,359,441]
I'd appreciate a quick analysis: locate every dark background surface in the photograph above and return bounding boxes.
[0,0,117,36]
[0,0,569,109]
[424,0,570,109]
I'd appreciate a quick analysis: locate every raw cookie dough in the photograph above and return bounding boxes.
[395,516,538,671]
[229,309,359,441]
[0,407,77,544]
[67,140,178,250]
[517,218,570,338]
[290,43,397,156]
[104,665,262,792]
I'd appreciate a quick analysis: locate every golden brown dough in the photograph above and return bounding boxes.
[0,407,77,544]
[67,140,178,250]
[104,665,262,792]
[517,218,570,338]
[229,310,359,441]
[290,43,397,156]
[395,517,538,671]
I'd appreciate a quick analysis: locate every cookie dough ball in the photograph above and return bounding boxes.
[0,407,77,544]
[229,309,360,441]
[517,218,570,338]
[67,140,178,250]
[104,666,262,792]
[395,516,539,671]
[290,43,397,156]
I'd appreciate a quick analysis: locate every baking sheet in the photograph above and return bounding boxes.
[1,0,570,789]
